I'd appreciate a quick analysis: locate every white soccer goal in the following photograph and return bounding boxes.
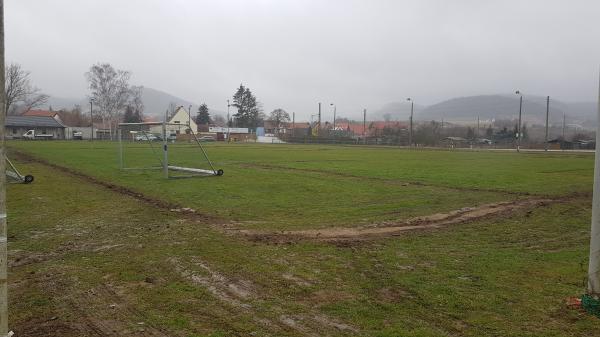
[117,121,223,179]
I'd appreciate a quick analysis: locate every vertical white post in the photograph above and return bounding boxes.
[545,96,550,152]
[0,1,8,334]
[117,127,123,169]
[589,71,600,295]
[162,121,168,179]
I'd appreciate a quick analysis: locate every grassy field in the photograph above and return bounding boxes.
[6,140,600,336]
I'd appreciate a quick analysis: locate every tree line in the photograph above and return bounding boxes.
[4,61,293,134]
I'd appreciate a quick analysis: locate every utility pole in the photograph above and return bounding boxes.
[562,112,566,140]
[188,104,192,143]
[407,98,414,147]
[0,0,9,334]
[332,104,336,131]
[477,116,480,138]
[545,96,550,151]
[363,108,367,145]
[515,91,523,152]
[588,71,600,295]
[318,102,321,138]
[226,100,231,143]
[292,112,295,138]
[89,98,94,141]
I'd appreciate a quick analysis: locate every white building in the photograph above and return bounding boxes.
[151,106,198,135]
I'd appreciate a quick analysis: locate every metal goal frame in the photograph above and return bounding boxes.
[117,121,223,179]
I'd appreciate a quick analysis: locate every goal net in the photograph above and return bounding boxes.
[117,121,223,179]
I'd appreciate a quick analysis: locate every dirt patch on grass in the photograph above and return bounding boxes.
[240,198,556,243]
[11,150,218,222]
[169,257,358,335]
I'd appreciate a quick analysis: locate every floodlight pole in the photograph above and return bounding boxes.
[89,98,95,141]
[588,71,600,295]
[515,91,523,152]
[188,104,192,143]
[545,96,550,151]
[407,98,414,147]
[0,0,9,334]
[363,108,367,145]
[226,100,231,142]
[562,112,566,140]
[318,103,321,138]
[330,103,336,131]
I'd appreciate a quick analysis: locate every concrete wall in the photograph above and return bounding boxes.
[65,126,95,140]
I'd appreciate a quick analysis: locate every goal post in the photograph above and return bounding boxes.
[117,121,224,179]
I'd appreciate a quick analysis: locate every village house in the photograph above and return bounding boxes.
[150,106,197,136]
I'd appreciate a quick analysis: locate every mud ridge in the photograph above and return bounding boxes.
[239,197,560,243]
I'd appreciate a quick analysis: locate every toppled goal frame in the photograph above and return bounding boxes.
[117,121,224,179]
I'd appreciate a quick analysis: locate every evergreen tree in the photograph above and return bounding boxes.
[485,125,494,138]
[123,105,142,123]
[195,103,211,125]
[231,84,263,128]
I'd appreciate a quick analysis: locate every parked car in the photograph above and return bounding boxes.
[135,133,158,141]
[198,135,215,142]
[23,129,54,140]
[154,132,177,142]
[72,131,83,140]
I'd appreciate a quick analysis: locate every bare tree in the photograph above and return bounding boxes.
[268,108,290,133]
[167,101,178,119]
[212,114,226,127]
[85,63,132,139]
[58,105,89,127]
[130,85,144,120]
[4,63,48,115]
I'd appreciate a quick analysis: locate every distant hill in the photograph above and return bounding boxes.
[44,87,226,119]
[372,101,425,121]
[376,95,596,128]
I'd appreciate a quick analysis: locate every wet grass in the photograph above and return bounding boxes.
[8,141,593,229]
[5,141,599,336]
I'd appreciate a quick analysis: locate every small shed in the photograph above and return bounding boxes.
[5,116,66,139]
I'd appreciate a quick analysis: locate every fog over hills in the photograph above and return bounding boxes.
[45,88,595,128]
[376,95,596,127]
[44,87,226,119]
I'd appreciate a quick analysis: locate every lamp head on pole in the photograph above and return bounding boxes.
[515,90,521,95]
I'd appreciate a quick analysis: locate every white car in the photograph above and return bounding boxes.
[135,133,158,141]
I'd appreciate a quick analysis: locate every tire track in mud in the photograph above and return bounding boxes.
[238,162,532,196]
[236,196,579,243]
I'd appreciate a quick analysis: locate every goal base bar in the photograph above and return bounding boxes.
[167,165,224,176]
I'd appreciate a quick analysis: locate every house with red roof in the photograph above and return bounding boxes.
[22,110,63,124]
[335,121,408,137]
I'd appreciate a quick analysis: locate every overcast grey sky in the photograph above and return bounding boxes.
[6,0,600,119]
